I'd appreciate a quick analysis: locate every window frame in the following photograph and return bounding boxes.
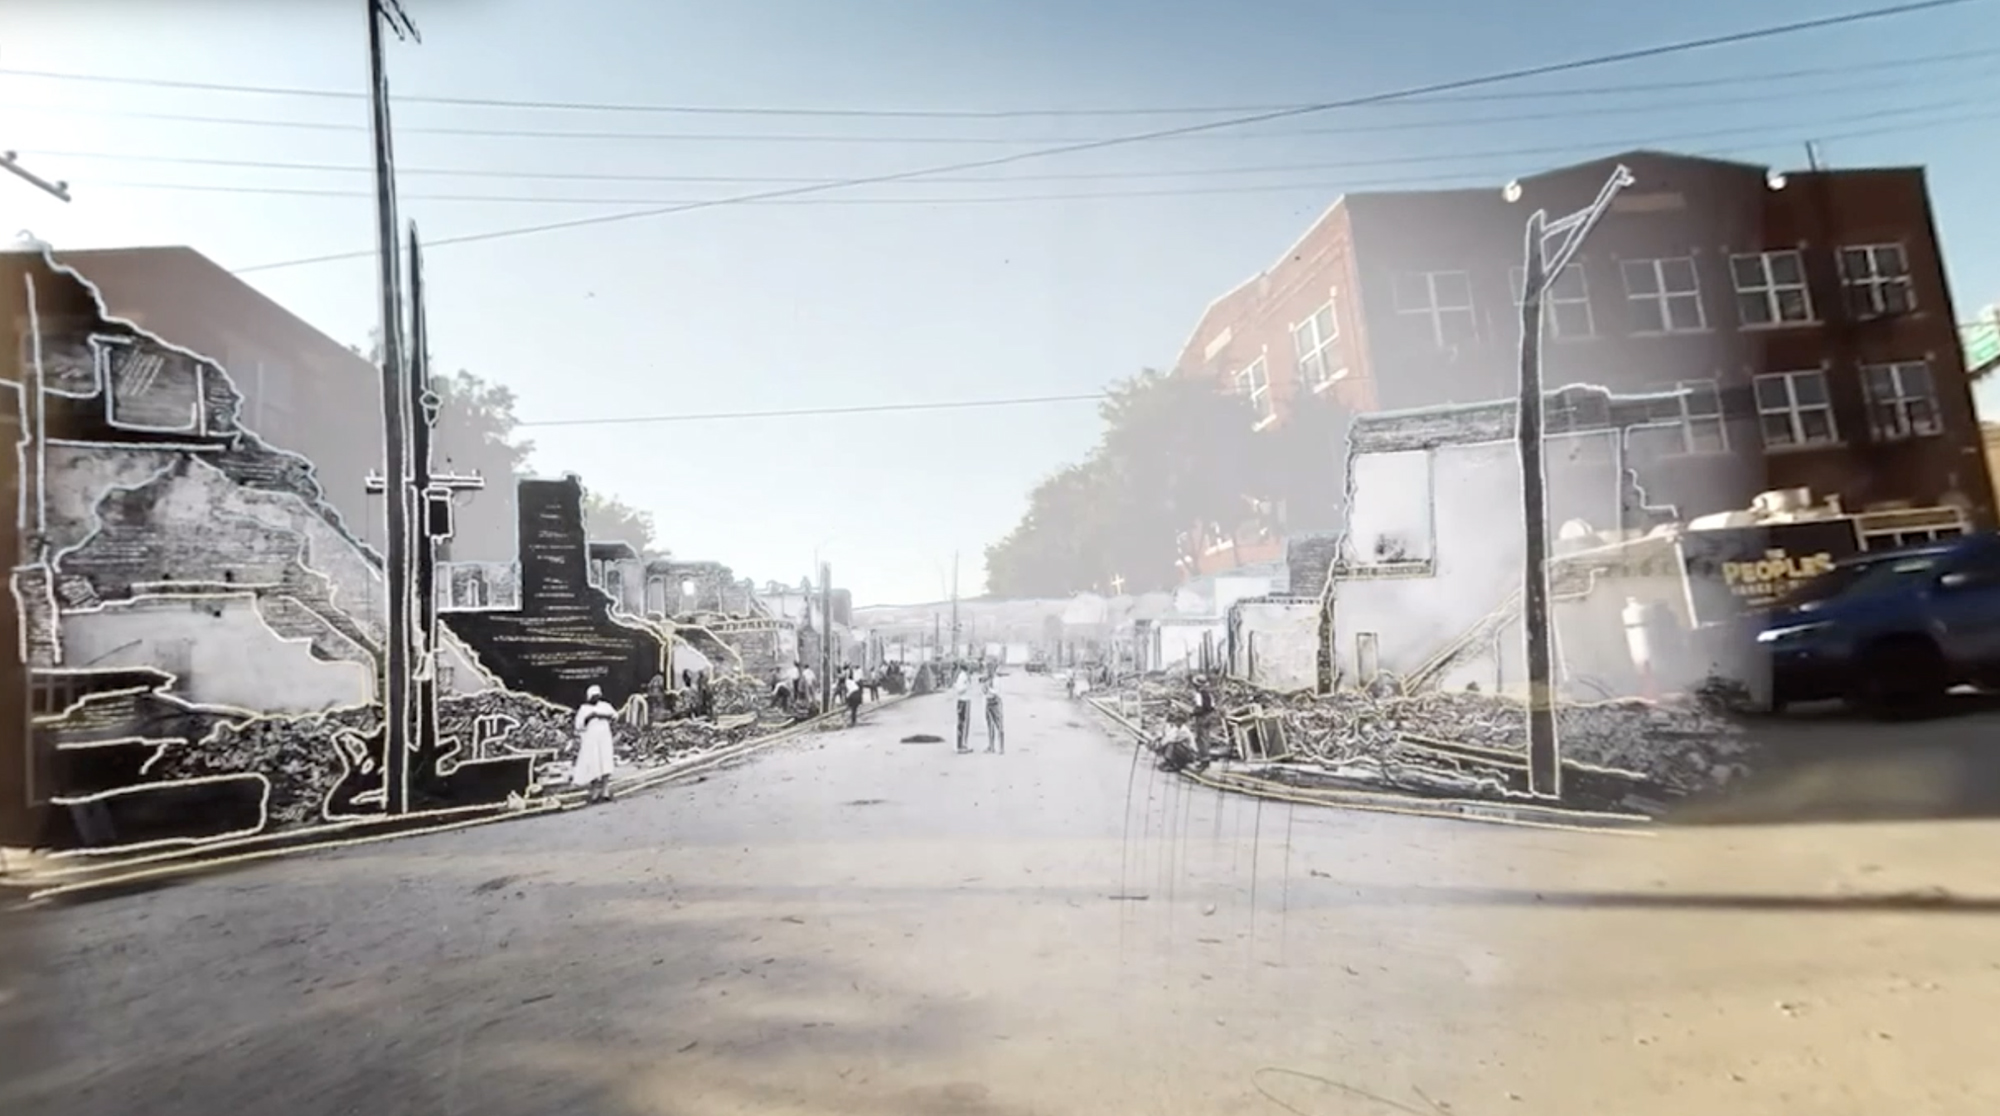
[1509,263,1596,339]
[1753,369,1840,450]
[1393,269,1478,348]
[1729,249,1815,329]
[1620,256,1708,335]
[1290,299,1340,390]
[1860,359,1944,441]
[1233,356,1276,428]
[1839,243,1915,318]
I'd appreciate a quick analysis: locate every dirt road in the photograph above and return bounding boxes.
[4,677,1998,1115]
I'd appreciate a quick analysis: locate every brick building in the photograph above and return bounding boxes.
[1174,148,1994,569]
[29,247,387,546]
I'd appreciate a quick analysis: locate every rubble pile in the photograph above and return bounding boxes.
[151,705,381,826]
[439,689,771,779]
[708,672,773,717]
[1104,674,1758,808]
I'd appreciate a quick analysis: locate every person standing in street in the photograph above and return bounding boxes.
[984,670,1006,754]
[843,669,864,726]
[572,684,618,803]
[952,665,982,754]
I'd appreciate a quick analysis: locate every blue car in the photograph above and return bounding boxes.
[1754,531,2000,712]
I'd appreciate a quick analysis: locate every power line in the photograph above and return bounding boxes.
[10,69,1991,146]
[3,43,1993,119]
[14,95,1993,189]
[515,393,1109,428]
[60,104,2000,209]
[227,0,1978,275]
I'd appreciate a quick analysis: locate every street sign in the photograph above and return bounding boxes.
[1963,313,2000,374]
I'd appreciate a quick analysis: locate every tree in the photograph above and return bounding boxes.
[1092,369,1271,584]
[983,369,1277,597]
[432,371,537,562]
[582,491,658,555]
[1263,385,1349,535]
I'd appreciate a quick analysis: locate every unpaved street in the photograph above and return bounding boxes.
[5,677,2000,1115]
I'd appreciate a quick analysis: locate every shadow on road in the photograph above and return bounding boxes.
[1665,692,2000,827]
[1328,884,2000,916]
[1,850,1037,1116]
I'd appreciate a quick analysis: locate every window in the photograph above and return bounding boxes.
[1393,271,1477,347]
[1291,301,1340,389]
[1730,250,1813,327]
[1861,360,1943,440]
[1863,526,1963,551]
[1840,244,1914,318]
[1672,380,1727,454]
[1620,257,1706,333]
[1233,357,1274,425]
[1754,370,1838,449]
[1509,263,1595,338]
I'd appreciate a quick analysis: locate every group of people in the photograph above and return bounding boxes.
[773,660,903,724]
[950,661,1006,754]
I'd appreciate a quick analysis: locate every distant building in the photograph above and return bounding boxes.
[1172,148,1995,572]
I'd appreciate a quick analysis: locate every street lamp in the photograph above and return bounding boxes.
[1509,164,1634,801]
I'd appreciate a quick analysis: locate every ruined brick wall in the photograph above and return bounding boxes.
[1285,533,1342,600]
[1230,598,1322,693]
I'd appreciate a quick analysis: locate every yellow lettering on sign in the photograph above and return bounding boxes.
[1721,548,1839,599]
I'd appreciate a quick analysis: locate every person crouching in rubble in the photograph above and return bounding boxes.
[572,684,619,803]
[1155,711,1201,774]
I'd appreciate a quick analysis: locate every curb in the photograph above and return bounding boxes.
[1084,696,1653,836]
[7,692,917,905]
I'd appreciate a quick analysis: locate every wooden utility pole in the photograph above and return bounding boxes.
[819,561,833,713]
[364,0,420,815]
[949,551,960,658]
[1512,164,1632,801]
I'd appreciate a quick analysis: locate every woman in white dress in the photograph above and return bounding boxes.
[572,684,618,803]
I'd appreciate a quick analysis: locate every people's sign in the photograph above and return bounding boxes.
[1677,519,1862,623]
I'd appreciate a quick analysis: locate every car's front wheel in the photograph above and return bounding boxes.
[1852,635,1947,717]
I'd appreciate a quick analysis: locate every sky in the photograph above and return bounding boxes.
[5,0,2000,605]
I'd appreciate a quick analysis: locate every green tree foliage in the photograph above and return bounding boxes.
[984,370,1277,598]
[1263,385,1349,535]
[348,333,659,561]
[582,491,659,555]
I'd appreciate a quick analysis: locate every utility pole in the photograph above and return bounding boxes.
[0,152,70,202]
[363,0,420,815]
[1511,164,1633,801]
[819,561,833,713]
[949,551,961,659]
[397,228,484,792]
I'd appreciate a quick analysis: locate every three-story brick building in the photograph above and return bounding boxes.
[1174,148,1993,572]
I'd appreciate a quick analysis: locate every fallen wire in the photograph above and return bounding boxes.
[1251,1067,1452,1116]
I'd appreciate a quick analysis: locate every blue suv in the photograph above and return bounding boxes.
[1754,532,2000,713]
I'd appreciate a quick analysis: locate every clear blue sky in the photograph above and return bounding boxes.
[7,0,2000,604]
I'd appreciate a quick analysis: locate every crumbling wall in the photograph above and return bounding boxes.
[60,594,371,712]
[1230,598,1320,691]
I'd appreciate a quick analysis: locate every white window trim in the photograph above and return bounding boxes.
[1730,249,1816,329]
[1291,298,1340,389]
[1509,263,1596,339]
[1840,243,1916,318]
[1234,356,1275,428]
[1395,270,1477,348]
[1754,369,1841,451]
[1861,359,1944,441]
[1670,378,1728,456]
[1621,257,1709,335]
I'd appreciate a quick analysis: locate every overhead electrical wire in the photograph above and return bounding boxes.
[7,70,1992,145]
[211,0,1982,274]
[514,393,1111,428]
[52,102,2000,208]
[2,42,1993,118]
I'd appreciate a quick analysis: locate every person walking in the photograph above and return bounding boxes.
[843,669,864,727]
[952,665,982,754]
[984,670,1006,754]
[572,684,618,803]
